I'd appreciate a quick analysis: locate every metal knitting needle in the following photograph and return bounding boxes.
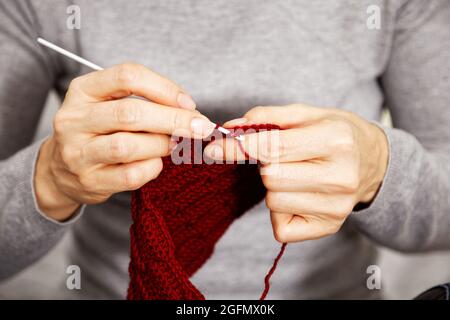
[37,38,103,71]
[37,37,244,141]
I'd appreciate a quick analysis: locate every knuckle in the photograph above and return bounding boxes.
[53,109,71,135]
[122,167,142,190]
[53,111,66,135]
[340,172,360,193]
[261,174,277,190]
[114,100,139,125]
[329,121,356,153]
[160,81,177,100]
[79,143,89,163]
[84,104,98,124]
[66,77,87,101]
[265,192,280,211]
[334,198,356,217]
[324,221,343,236]
[245,106,266,122]
[108,134,130,161]
[170,111,184,132]
[116,63,141,85]
[260,162,280,177]
[273,225,289,243]
[157,135,170,155]
[78,173,95,192]
[54,109,86,135]
[68,76,83,92]
[327,169,359,194]
[258,150,271,164]
[257,133,275,163]
[255,131,283,164]
[86,193,110,205]
[59,145,77,166]
[274,136,287,162]
[265,191,275,209]
[148,158,164,181]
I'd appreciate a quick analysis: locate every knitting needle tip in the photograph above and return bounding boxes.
[216,126,244,141]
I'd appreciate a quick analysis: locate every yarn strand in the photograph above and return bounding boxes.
[233,125,287,300]
[259,243,287,300]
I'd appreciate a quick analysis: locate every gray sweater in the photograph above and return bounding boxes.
[0,0,449,299]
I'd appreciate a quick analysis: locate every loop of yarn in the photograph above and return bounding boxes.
[128,124,286,300]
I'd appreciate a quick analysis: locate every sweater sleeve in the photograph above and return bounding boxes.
[0,0,81,280]
[350,0,450,252]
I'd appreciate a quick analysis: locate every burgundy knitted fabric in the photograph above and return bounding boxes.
[128,124,281,300]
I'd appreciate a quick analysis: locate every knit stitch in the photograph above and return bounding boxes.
[128,124,284,300]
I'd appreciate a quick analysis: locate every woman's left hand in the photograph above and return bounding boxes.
[204,104,389,243]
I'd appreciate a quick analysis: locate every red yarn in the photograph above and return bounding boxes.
[259,243,287,300]
[128,124,286,300]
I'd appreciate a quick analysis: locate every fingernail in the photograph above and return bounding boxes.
[191,117,216,138]
[205,144,223,160]
[224,118,248,127]
[177,93,196,110]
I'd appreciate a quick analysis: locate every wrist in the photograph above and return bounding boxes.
[360,123,389,203]
[34,138,80,222]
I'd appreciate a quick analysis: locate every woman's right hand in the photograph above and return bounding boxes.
[34,63,216,222]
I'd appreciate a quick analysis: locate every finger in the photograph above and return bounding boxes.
[265,191,355,218]
[82,132,171,165]
[204,129,283,163]
[224,104,330,128]
[205,126,333,163]
[270,211,341,243]
[203,137,247,163]
[83,98,215,138]
[96,158,163,193]
[67,63,196,109]
[260,162,342,192]
[260,161,358,194]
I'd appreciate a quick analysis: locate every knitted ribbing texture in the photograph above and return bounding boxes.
[128,124,284,300]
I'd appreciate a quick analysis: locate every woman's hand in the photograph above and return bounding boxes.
[204,104,389,243]
[35,63,216,222]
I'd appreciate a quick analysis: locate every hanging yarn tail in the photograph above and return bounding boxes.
[231,124,287,300]
[259,243,287,300]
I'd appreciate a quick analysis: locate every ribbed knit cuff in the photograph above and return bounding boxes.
[0,139,86,279]
[22,138,84,228]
